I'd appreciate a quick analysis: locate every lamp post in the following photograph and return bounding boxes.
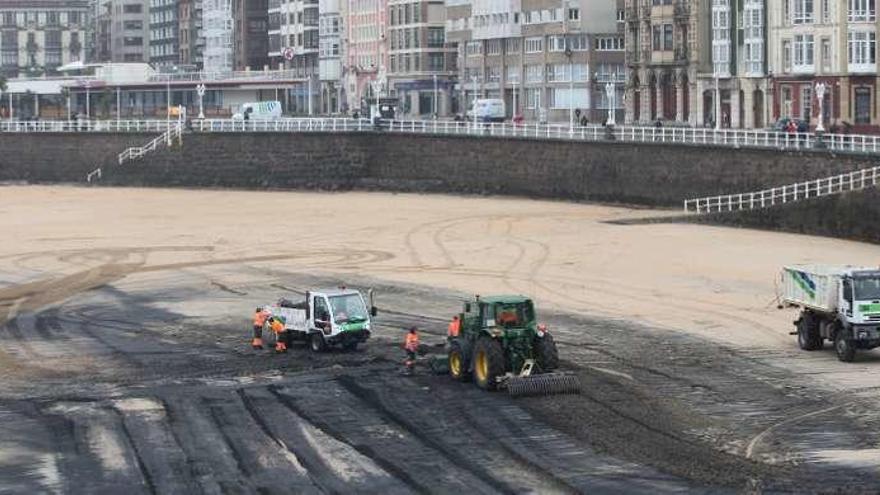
[85,79,91,119]
[512,79,518,120]
[471,75,478,129]
[566,43,574,135]
[432,74,438,119]
[714,70,720,130]
[815,81,827,132]
[605,80,616,126]
[166,77,171,132]
[116,86,121,122]
[196,83,206,119]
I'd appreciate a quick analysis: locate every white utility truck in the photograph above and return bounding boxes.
[782,265,880,362]
[264,288,376,352]
[232,100,283,120]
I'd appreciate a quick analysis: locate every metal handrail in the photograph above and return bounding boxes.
[5,117,880,154]
[684,165,880,214]
[117,124,183,165]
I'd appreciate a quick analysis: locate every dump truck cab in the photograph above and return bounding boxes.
[838,270,880,328]
[447,295,575,395]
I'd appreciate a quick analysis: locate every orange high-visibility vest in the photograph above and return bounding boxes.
[404,332,419,351]
[253,310,269,327]
[448,318,461,337]
[270,319,284,334]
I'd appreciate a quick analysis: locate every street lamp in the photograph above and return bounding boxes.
[471,75,478,129]
[196,83,206,119]
[565,43,574,134]
[605,80,616,126]
[85,79,91,119]
[714,70,720,130]
[815,81,827,132]
[432,74,438,119]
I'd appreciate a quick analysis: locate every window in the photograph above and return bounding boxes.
[486,65,501,82]
[428,52,444,71]
[595,36,624,51]
[652,25,661,50]
[848,30,876,68]
[821,37,832,71]
[427,27,444,47]
[525,36,543,53]
[617,9,625,22]
[663,24,673,50]
[713,0,731,74]
[783,39,792,71]
[791,0,814,24]
[743,0,764,74]
[486,39,501,55]
[525,87,541,109]
[124,20,143,30]
[849,0,877,21]
[466,40,481,56]
[546,63,569,82]
[793,34,815,69]
[801,86,812,122]
[855,87,872,123]
[549,35,565,52]
[506,66,519,82]
[548,88,589,109]
[568,8,579,20]
[124,36,143,46]
[123,4,143,14]
[505,38,520,53]
[525,64,543,82]
[822,0,831,22]
[781,86,793,116]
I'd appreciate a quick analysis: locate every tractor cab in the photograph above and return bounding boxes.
[462,296,536,336]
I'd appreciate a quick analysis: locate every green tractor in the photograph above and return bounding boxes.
[445,295,580,397]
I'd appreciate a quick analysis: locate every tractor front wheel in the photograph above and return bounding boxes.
[448,339,470,382]
[473,337,505,391]
[535,333,559,370]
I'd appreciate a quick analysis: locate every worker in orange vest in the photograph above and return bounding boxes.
[448,315,461,338]
[252,307,269,349]
[270,316,287,353]
[403,327,420,374]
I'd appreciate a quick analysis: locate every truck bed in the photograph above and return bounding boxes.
[781,265,842,313]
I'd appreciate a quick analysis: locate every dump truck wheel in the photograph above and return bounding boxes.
[473,337,505,391]
[797,313,822,351]
[310,332,327,353]
[835,332,856,362]
[535,333,559,370]
[448,340,470,382]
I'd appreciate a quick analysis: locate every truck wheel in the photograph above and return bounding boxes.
[472,337,505,391]
[310,333,327,353]
[448,339,470,382]
[535,333,559,370]
[835,332,856,362]
[797,313,822,351]
[263,327,277,348]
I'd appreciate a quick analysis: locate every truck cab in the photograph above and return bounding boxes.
[839,270,880,332]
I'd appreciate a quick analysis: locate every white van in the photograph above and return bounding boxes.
[232,100,283,120]
[467,98,505,122]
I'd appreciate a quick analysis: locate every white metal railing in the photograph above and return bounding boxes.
[148,69,303,83]
[117,124,184,165]
[0,120,176,133]
[6,117,880,154]
[684,166,880,214]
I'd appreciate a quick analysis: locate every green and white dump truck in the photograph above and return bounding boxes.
[264,288,376,352]
[783,265,880,362]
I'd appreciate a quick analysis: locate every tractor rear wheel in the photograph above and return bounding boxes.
[448,339,470,382]
[473,337,505,391]
[535,333,559,370]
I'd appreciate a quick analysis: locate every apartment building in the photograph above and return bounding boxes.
[233,0,268,70]
[343,0,388,112]
[203,0,233,72]
[689,0,770,129]
[387,0,457,116]
[178,0,203,68]
[96,0,149,63]
[319,0,343,112]
[624,0,701,125]
[0,0,90,78]
[448,0,625,123]
[269,0,319,112]
[150,0,178,66]
[769,0,879,133]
